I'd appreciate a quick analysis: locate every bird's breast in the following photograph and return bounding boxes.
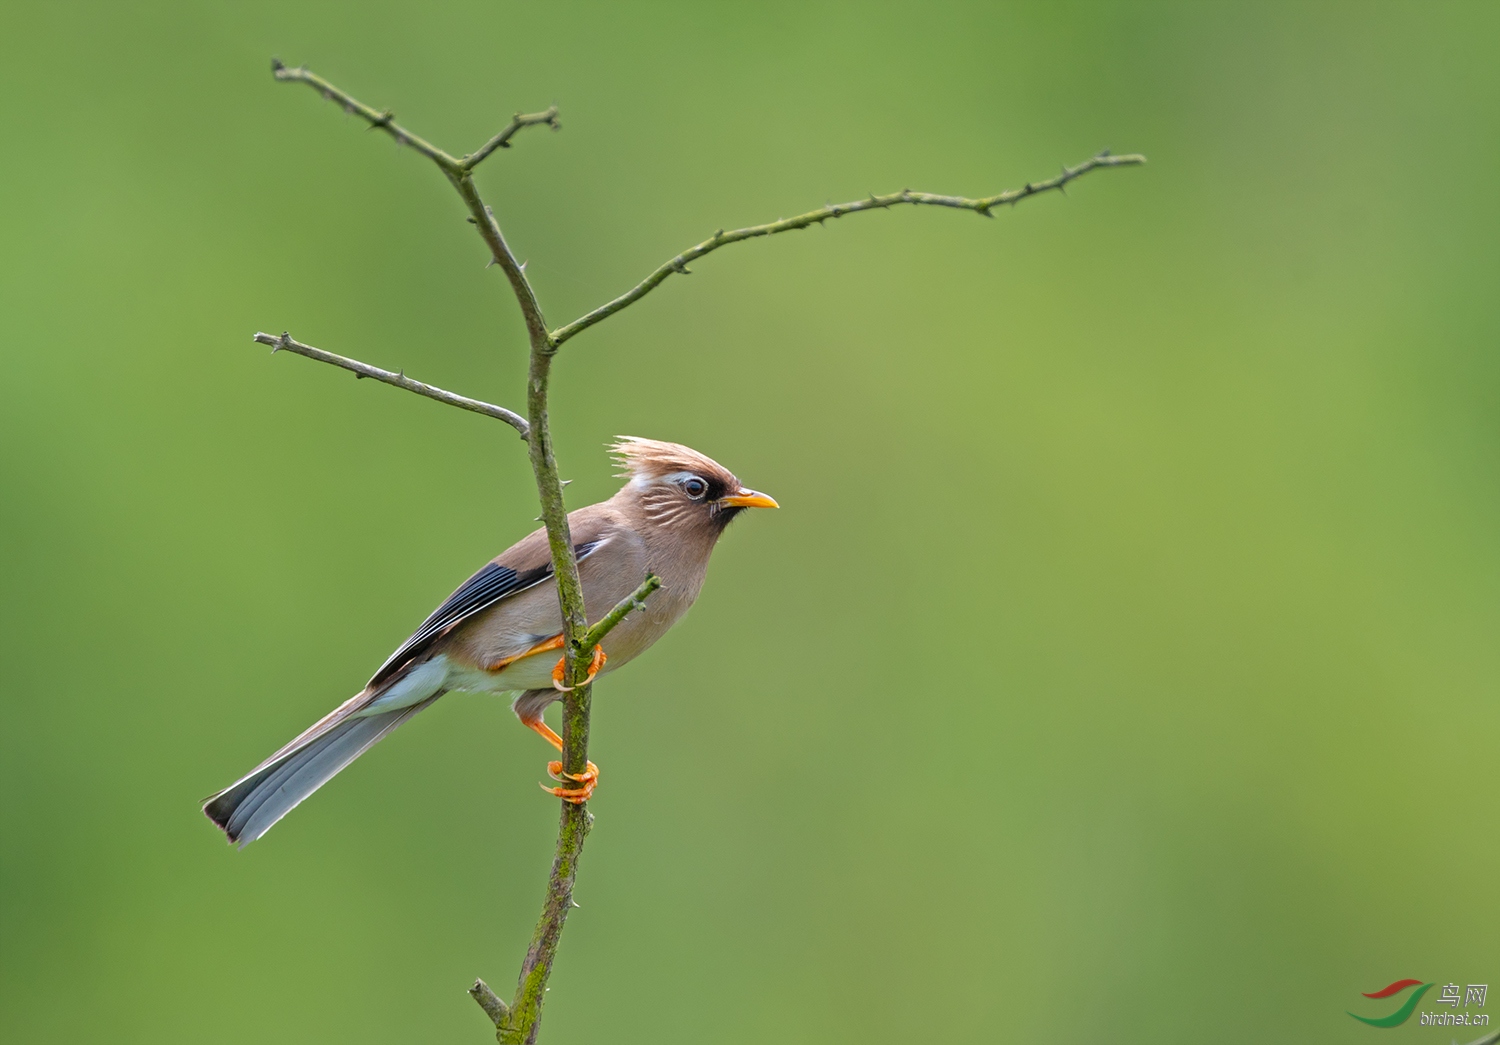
[440,525,711,694]
[594,589,692,669]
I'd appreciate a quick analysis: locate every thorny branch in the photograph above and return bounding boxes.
[250,332,529,437]
[254,59,1143,1045]
[270,59,559,175]
[548,151,1146,346]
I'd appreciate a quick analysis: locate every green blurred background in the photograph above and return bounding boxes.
[2,2,1496,1043]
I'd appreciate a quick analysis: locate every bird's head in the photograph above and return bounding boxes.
[610,436,778,537]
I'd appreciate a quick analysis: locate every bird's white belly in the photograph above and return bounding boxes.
[445,652,561,694]
[357,652,550,716]
[364,634,637,716]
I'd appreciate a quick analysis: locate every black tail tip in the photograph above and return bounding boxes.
[201,793,242,844]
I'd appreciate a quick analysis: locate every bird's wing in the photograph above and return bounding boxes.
[367,539,602,689]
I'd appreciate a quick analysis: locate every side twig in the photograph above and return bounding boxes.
[251,332,530,437]
[582,575,662,649]
[468,979,510,1026]
[272,59,460,169]
[548,151,1146,346]
[463,106,561,171]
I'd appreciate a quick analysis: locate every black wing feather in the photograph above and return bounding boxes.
[367,540,601,688]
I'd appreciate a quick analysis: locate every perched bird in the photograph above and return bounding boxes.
[203,437,777,846]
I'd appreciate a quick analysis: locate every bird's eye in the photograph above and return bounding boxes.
[681,476,708,499]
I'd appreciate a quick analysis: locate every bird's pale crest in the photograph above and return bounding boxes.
[609,436,740,489]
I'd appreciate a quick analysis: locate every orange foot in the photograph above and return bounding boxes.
[543,761,599,804]
[551,644,606,692]
[520,714,601,805]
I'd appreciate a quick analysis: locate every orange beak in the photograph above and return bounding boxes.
[719,488,779,509]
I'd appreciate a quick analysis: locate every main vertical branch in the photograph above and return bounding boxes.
[445,142,597,1045]
[441,171,588,650]
[506,312,592,1045]
[447,152,595,1045]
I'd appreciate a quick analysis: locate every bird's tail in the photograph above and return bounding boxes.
[203,687,444,847]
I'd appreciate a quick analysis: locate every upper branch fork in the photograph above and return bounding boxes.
[271,59,558,176]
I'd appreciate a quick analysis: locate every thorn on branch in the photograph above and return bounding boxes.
[368,109,394,129]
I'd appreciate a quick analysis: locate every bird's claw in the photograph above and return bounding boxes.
[546,760,598,784]
[541,760,599,804]
[551,644,606,692]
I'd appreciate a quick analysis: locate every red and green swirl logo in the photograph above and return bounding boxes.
[1349,979,1434,1027]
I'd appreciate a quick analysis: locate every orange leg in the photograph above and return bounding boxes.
[518,714,599,805]
[552,644,607,692]
[487,633,565,673]
[494,637,604,803]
